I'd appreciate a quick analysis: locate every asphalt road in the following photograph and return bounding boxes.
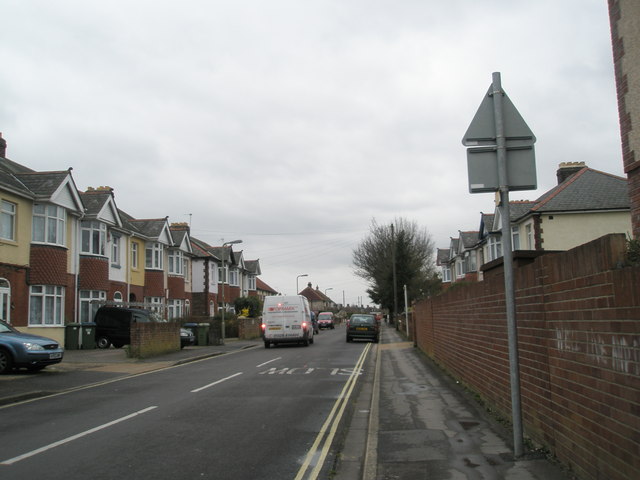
[0,326,370,480]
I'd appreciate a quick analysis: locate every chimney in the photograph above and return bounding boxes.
[556,162,586,184]
[0,132,6,158]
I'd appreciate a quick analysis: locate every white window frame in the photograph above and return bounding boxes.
[81,221,106,256]
[145,297,164,315]
[511,226,520,250]
[29,285,65,326]
[0,278,10,322]
[525,223,534,250]
[145,242,164,270]
[168,249,184,275]
[1,200,16,241]
[131,242,139,269]
[442,266,451,282]
[168,299,184,319]
[218,265,228,284]
[488,236,502,261]
[32,204,66,246]
[248,275,256,291]
[111,234,121,267]
[79,290,106,323]
[229,268,239,286]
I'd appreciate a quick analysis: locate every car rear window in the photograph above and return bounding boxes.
[351,316,374,325]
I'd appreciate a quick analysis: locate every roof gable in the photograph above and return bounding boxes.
[80,189,122,228]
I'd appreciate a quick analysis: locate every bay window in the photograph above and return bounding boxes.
[33,204,65,246]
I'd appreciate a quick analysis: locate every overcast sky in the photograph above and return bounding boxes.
[1,1,622,306]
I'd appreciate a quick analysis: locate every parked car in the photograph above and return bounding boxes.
[0,320,64,373]
[94,306,161,349]
[346,314,379,343]
[317,312,335,329]
[180,328,196,348]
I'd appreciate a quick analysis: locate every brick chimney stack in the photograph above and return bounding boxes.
[0,132,6,158]
[556,162,586,184]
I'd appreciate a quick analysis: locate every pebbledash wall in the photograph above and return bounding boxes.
[413,234,639,480]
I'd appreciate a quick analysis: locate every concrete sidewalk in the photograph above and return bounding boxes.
[334,324,573,480]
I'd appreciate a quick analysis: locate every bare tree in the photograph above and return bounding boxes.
[353,218,440,315]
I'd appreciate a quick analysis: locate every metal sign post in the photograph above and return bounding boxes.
[462,72,536,457]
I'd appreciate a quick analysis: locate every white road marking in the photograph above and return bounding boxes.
[256,357,282,367]
[191,372,243,393]
[1,406,158,466]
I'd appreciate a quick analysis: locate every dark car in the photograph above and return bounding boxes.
[346,314,379,343]
[317,312,335,329]
[180,328,196,348]
[94,306,160,349]
[0,320,64,373]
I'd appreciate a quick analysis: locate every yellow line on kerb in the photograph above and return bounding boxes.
[295,342,372,480]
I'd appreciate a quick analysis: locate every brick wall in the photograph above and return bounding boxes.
[29,245,67,285]
[0,264,28,325]
[413,234,640,480]
[79,256,110,290]
[167,275,186,297]
[129,321,180,358]
[144,270,165,297]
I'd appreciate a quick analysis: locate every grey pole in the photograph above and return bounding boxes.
[491,72,524,457]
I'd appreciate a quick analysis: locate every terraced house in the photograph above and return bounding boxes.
[438,162,633,284]
[0,134,261,346]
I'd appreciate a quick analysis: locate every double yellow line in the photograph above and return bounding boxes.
[294,342,373,480]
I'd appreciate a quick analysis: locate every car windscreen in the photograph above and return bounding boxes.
[350,316,374,325]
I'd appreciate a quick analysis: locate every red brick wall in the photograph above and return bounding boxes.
[130,321,180,358]
[414,234,640,480]
[144,270,165,297]
[79,256,109,290]
[0,264,29,325]
[167,276,186,298]
[29,245,68,285]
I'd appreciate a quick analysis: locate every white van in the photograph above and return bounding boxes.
[262,295,314,348]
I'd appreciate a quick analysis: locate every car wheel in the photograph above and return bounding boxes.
[374,336,379,343]
[331,325,335,329]
[346,336,351,342]
[264,340,270,349]
[96,336,111,349]
[0,349,13,374]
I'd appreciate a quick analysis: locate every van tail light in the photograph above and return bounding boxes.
[261,323,266,331]
[302,322,308,329]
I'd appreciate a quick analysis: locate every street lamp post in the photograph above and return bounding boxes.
[324,287,333,296]
[221,239,242,345]
[296,274,308,294]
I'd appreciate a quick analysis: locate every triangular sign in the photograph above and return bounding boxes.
[462,85,536,147]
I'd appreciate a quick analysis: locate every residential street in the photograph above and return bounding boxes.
[2,324,574,479]
[1,329,363,479]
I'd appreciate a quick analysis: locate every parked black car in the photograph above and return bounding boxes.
[94,306,160,349]
[346,314,379,343]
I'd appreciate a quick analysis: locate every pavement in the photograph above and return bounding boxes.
[0,327,575,479]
